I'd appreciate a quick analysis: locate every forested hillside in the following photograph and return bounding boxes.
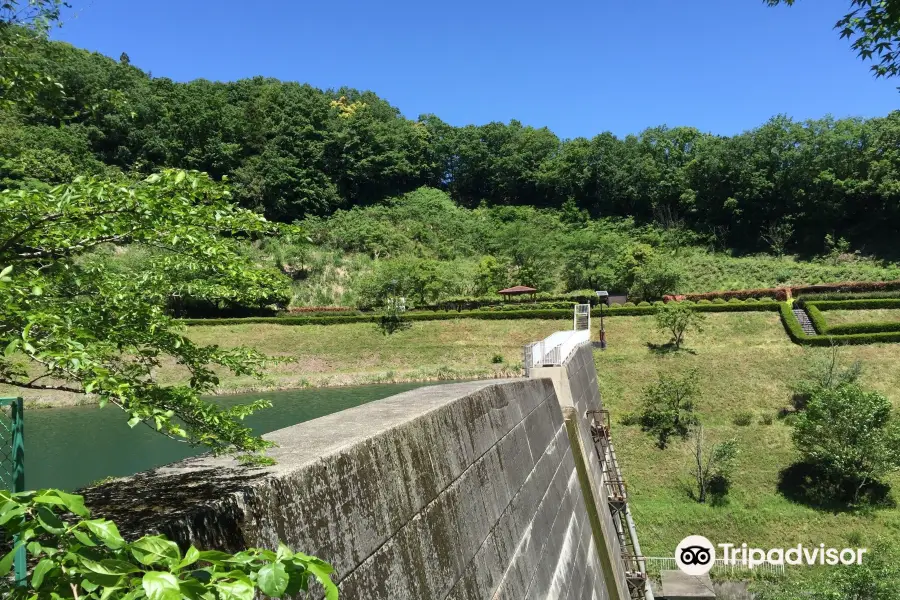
[3,34,900,258]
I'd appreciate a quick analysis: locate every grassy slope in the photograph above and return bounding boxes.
[181,319,564,392]
[595,312,900,556]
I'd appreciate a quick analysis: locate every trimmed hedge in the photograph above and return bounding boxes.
[780,303,900,346]
[794,290,900,302]
[804,304,829,335]
[798,298,900,336]
[803,298,900,311]
[664,287,789,302]
[791,279,900,297]
[827,322,900,335]
[182,299,783,326]
[182,309,575,326]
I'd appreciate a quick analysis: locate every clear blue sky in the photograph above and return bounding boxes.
[53,0,898,139]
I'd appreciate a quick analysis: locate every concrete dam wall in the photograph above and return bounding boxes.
[82,344,641,599]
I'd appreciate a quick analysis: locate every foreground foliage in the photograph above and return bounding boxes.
[0,170,294,455]
[0,488,338,599]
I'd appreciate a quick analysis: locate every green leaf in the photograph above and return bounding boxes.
[174,171,186,185]
[196,550,232,564]
[214,579,255,600]
[308,562,339,600]
[31,558,55,588]
[85,519,125,549]
[257,562,289,597]
[99,559,142,575]
[72,529,97,547]
[0,542,23,576]
[131,536,181,566]
[142,571,181,600]
[36,505,66,534]
[177,546,200,570]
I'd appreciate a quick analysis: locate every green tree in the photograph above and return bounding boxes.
[792,384,900,503]
[628,254,682,301]
[766,0,900,79]
[637,370,701,448]
[0,170,294,457]
[655,302,706,350]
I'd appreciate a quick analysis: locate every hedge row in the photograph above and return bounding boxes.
[827,322,900,335]
[421,290,606,312]
[794,290,900,303]
[664,287,789,302]
[802,298,900,311]
[791,279,900,297]
[804,304,829,334]
[183,299,785,326]
[182,309,577,326]
[780,303,900,346]
[798,299,900,336]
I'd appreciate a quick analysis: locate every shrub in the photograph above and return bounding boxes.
[761,413,774,425]
[638,301,651,307]
[792,384,900,504]
[655,302,706,350]
[733,411,754,426]
[491,354,504,364]
[638,370,701,448]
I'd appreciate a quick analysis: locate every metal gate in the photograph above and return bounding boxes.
[0,397,25,586]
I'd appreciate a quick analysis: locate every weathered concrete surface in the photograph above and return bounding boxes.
[658,570,716,599]
[82,378,611,600]
[533,344,632,600]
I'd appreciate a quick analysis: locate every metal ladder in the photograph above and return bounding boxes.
[587,410,650,600]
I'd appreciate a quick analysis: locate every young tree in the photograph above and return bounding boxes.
[0,171,294,457]
[628,255,682,301]
[689,424,738,503]
[637,370,701,448]
[655,302,706,350]
[792,384,900,503]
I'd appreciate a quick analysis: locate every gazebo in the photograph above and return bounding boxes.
[497,285,537,302]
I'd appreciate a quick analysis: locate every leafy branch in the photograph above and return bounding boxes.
[0,488,338,599]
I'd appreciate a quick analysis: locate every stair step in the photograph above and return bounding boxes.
[792,308,817,336]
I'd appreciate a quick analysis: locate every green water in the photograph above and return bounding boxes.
[25,382,434,491]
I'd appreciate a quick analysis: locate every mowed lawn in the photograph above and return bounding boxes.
[181,318,565,391]
[822,308,900,325]
[594,312,900,556]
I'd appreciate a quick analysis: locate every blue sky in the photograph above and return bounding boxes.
[53,0,898,139]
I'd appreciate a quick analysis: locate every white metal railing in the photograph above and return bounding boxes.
[643,557,786,576]
[527,329,590,368]
[573,303,591,331]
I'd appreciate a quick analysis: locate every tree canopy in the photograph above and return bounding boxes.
[0,170,294,455]
[1,33,899,257]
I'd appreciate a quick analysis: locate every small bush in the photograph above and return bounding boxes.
[638,301,651,307]
[761,413,774,425]
[491,354,504,364]
[712,298,727,304]
[733,411,754,426]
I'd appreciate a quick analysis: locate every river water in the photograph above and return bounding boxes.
[25,382,435,491]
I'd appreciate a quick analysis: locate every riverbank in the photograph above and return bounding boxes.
[5,318,561,408]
